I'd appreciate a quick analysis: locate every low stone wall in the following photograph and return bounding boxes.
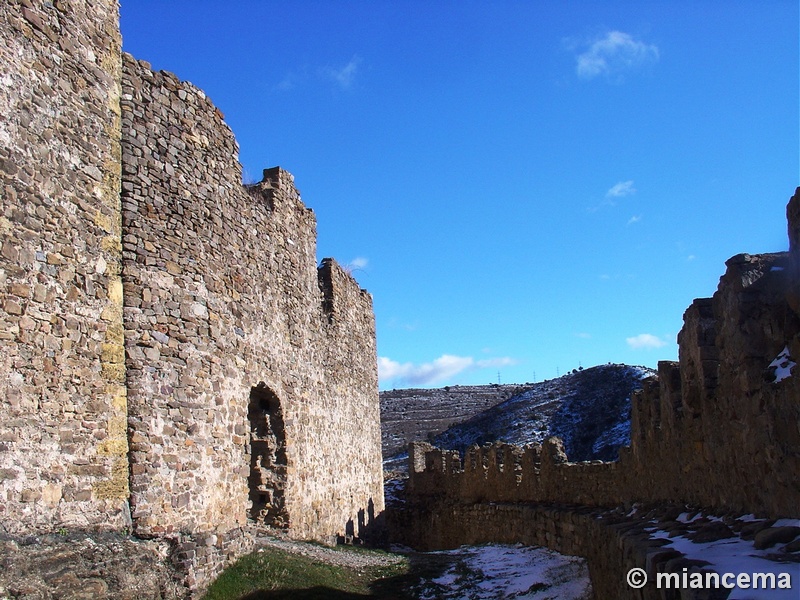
[390,501,797,600]
[171,528,256,593]
[391,502,645,599]
[408,437,626,506]
[0,532,185,599]
[407,189,800,520]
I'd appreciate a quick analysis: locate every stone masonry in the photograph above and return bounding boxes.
[406,189,800,519]
[1,0,383,593]
[399,189,800,597]
[0,0,129,532]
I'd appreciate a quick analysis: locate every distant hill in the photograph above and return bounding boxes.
[381,364,656,465]
[380,383,530,458]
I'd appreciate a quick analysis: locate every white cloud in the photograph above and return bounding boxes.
[348,257,368,270]
[606,180,636,198]
[324,55,361,89]
[576,332,592,339]
[378,354,516,387]
[575,31,659,81]
[387,317,418,332]
[626,333,667,350]
[627,215,642,225]
[476,357,517,369]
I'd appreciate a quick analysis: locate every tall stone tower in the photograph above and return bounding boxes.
[0,0,129,532]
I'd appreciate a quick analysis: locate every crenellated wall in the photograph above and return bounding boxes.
[1,2,383,595]
[120,55,382,549]
[117,54,382,587]
[406,187,800,526]
[398,191,800,600]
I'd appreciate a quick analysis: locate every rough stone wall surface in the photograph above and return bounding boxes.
[120,54,383,549]
[0,532,184,599]
[0,0,130,533]
[407,188,800,521]
[390,501,798,600]
[1,2,383,593]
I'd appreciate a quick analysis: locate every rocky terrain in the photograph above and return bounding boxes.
[380,383,532,458]
[381,364,654,467]
[0,532,183,600]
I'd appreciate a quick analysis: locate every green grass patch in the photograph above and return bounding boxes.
[203,545,410,600]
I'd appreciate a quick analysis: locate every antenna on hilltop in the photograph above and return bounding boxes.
[497,371,502,385]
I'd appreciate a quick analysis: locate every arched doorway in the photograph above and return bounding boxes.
[247,383,288,527]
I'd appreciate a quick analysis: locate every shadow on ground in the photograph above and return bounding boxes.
[241,588,373,599]
[238,551,453,600]
[369,551,454,599]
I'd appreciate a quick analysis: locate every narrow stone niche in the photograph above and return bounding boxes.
[247,383,288,528]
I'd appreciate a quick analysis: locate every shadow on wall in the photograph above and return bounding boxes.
[340,498,387,547]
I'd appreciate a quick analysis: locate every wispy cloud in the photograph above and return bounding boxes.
[386,317,418,332]
[378,354,516,387]
[627,215,642,226]
[626,333,667,350]
[347,257,368,270]
[573,31,659,81]
[607,180,636,198]
[323,55,362,89]
[588,180,637,212]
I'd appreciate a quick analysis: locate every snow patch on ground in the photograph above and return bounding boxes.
[413,544,592,600]
[649,516,800,600]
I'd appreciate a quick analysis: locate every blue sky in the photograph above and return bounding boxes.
[121,1,799,390]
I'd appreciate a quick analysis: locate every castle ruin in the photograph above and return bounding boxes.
[397,188,800,597]
[2,1,799,598]
[0,0,383,591]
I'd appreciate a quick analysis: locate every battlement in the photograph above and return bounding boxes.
[119,52,383,545]
[1,3,383,594]
[410,438,621,506]
[408,191,800,519]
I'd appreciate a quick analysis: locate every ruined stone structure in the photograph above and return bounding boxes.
[398,188,800,597]
[0,0,383,592]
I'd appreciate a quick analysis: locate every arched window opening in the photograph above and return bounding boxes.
[247,383,288,528]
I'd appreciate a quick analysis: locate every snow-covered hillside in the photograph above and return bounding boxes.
[432,364,655,462]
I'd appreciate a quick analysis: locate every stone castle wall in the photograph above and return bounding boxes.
[1,0,383,593]
[120,54,383,543]
[0,0,130,533]
[406,189,800,529]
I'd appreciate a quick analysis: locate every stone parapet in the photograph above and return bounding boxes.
[408,189,800,520]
